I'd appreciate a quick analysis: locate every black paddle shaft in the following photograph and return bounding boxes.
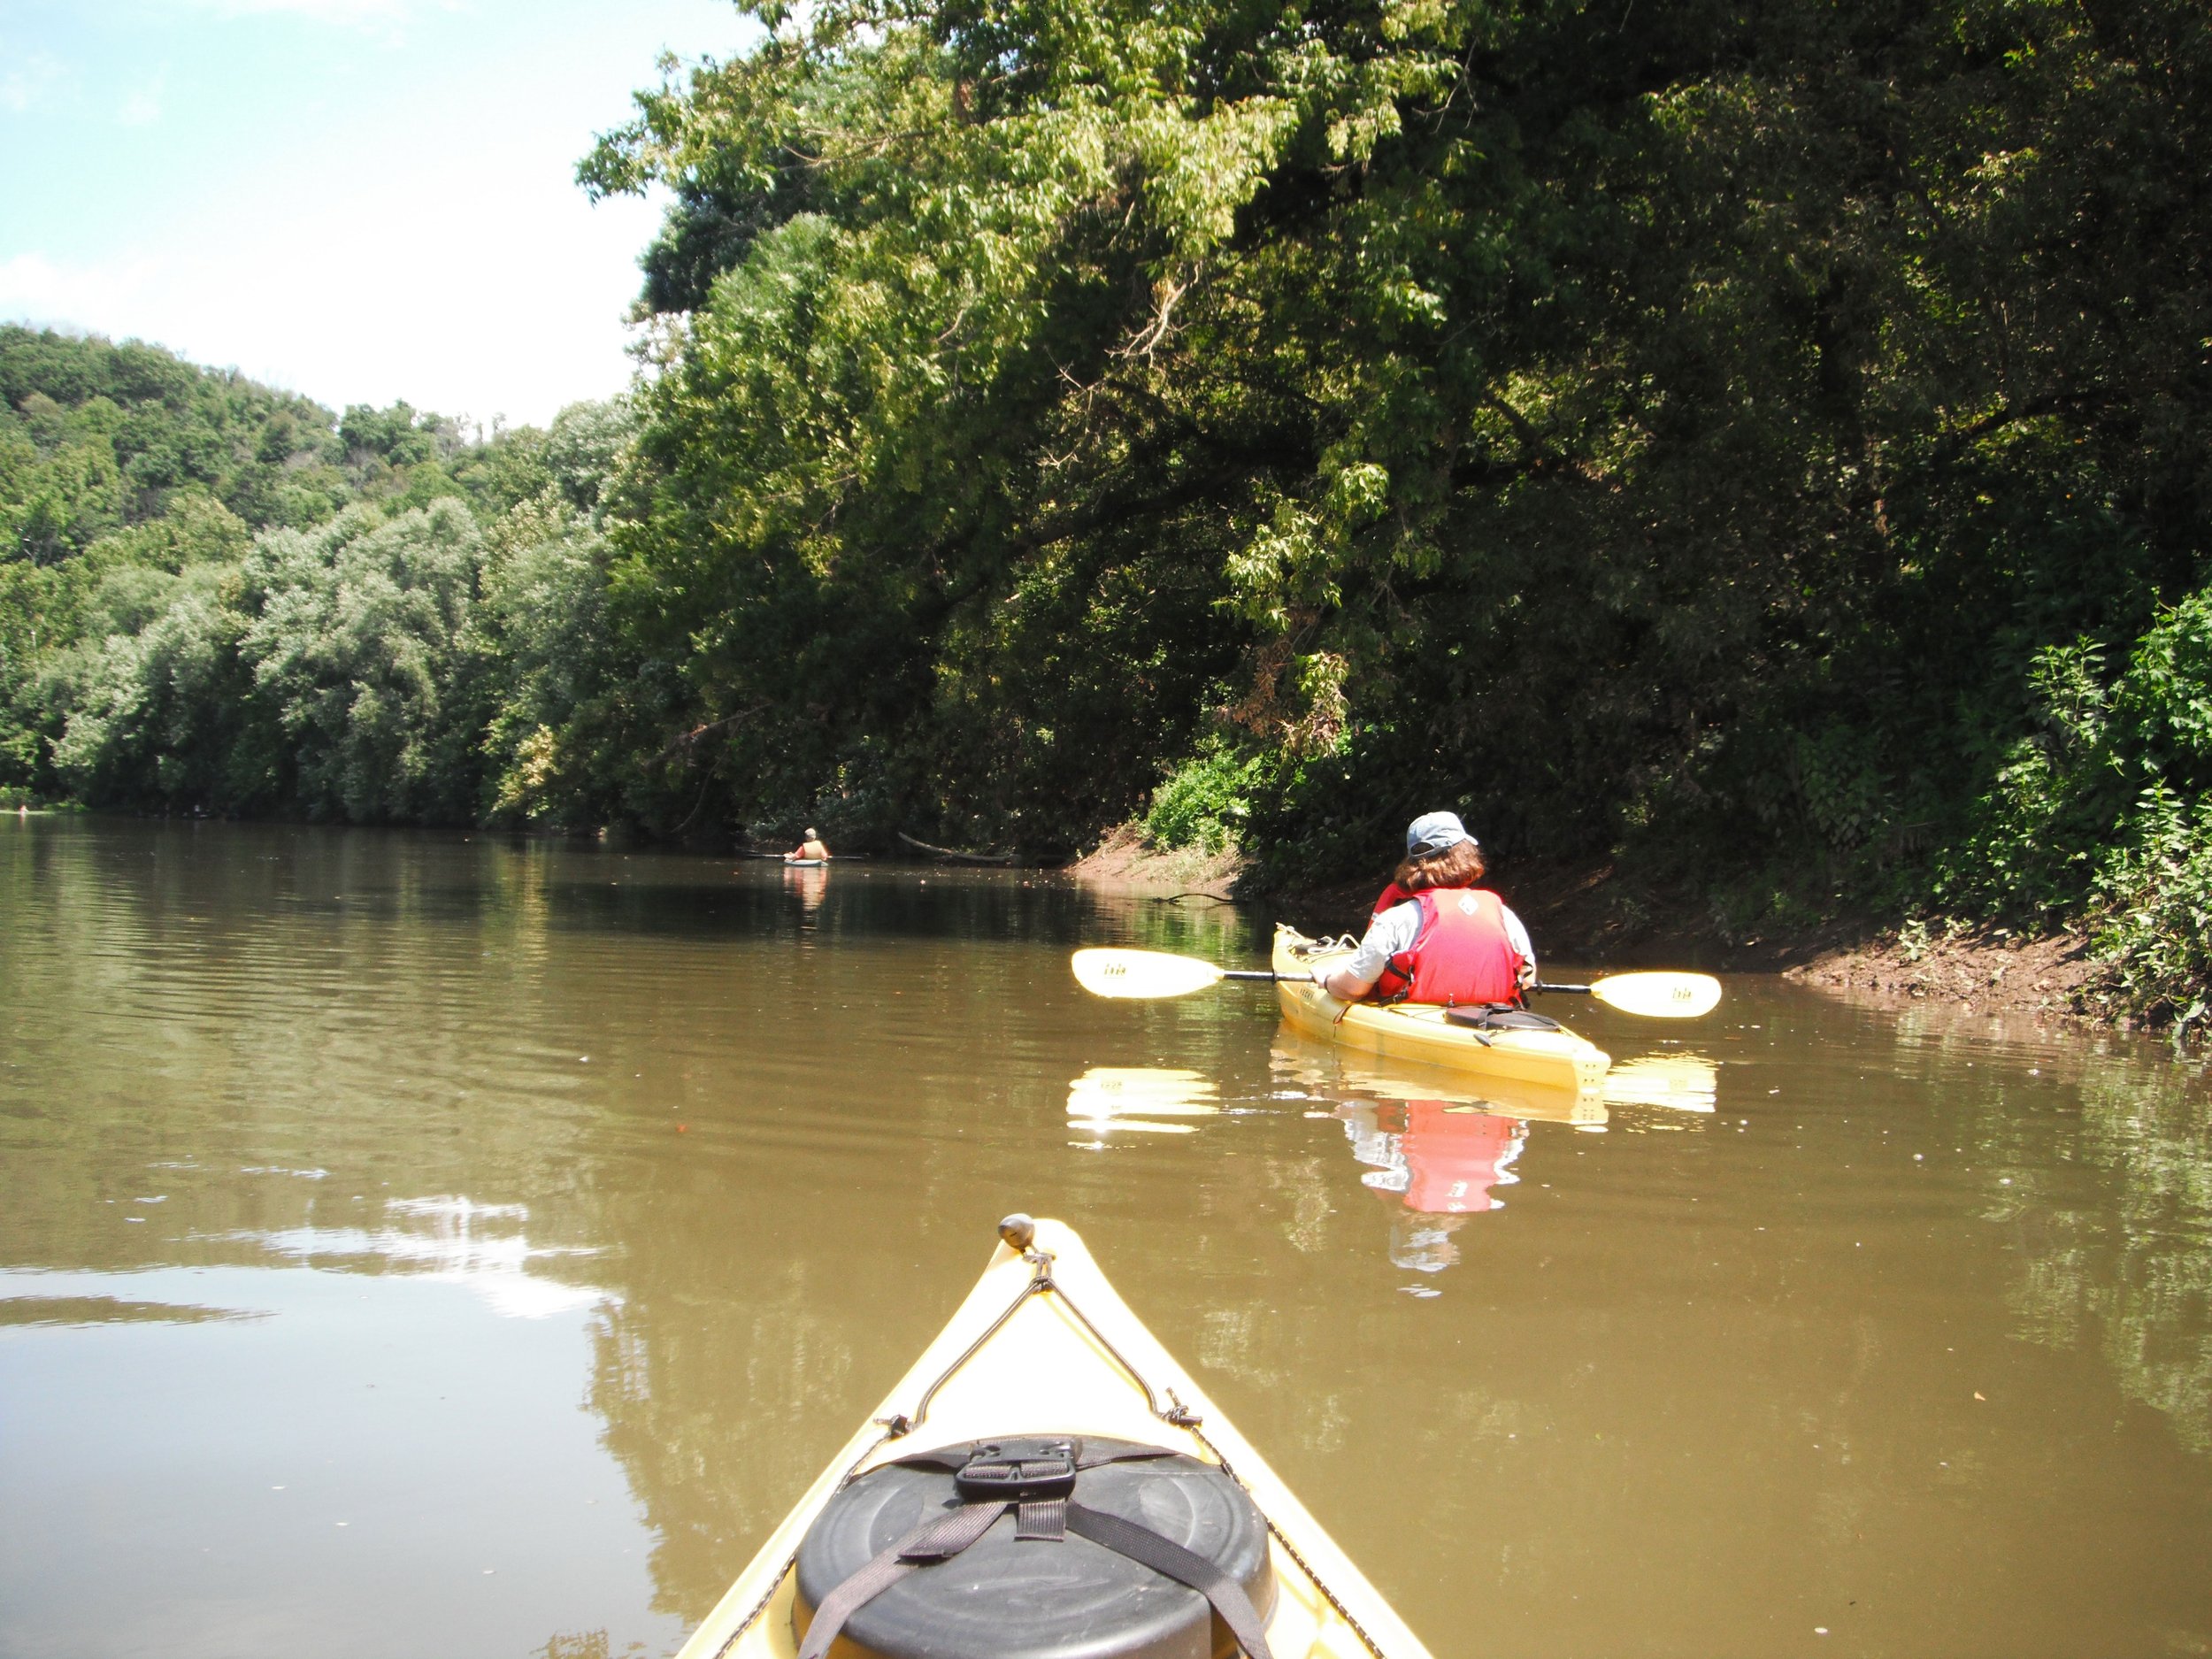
[1225,967,1596,993]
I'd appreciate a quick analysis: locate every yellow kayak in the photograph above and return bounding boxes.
[676,1216,1432,1659]
[1274,924,1609,1097]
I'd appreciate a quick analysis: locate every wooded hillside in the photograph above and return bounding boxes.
[0,327,659,827]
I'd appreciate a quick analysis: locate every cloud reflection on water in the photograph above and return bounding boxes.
[217,1194,611,1320]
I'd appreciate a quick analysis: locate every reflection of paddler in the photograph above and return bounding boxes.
[1389,1214,1465,1274]
[1338,1099,1526,1273]
[1403,1101,1524,1213]
[784,856,828,922]
[1348,1101,1524,1215]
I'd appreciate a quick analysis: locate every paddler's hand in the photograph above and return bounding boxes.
[1317,964,1378,1001]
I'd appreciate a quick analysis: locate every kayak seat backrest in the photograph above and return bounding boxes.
[1443,1004,1564,1033]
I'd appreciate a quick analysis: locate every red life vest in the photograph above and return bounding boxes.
[1370,880,1416,924]
[1373,887,1525,1005]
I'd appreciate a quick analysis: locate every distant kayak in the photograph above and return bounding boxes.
[673,1215,1432,1659]
[782,857,828,867]
[1274,924,1609,1096]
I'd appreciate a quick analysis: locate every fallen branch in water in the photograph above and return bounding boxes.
[898,830,1014,864]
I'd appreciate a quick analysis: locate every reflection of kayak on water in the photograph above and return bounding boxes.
[1276,1033,1717,1121]
[1280,1033,1724,1276]
[1275,1030,1721,1278]
[1271,1031,1609,1126]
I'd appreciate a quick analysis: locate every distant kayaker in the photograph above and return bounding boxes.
[787,827,831,862]
[1316,811,1537,1004]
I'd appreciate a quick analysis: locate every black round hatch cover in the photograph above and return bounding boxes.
[794,1436,1273,1659]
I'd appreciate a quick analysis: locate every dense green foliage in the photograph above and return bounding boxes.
[0,327,664,827]
[1938,591,2212,1034]
[572,0,2209,1017]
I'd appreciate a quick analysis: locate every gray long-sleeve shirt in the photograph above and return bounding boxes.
[1341,895,1536,987]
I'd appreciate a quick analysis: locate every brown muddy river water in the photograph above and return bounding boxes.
[3,818,2208,1659]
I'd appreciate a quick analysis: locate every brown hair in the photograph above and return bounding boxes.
[1392,839,1486,893]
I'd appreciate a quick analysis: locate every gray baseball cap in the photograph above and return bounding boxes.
[1405,810,1474,856]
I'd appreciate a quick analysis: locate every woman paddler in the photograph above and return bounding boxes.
[1315,811,1539,1004]
[787,827,831,862]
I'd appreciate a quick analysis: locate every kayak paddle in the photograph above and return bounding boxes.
[1530,972,1721,1018]
[1071,947,1720,1018]
[1071,948,1308,998]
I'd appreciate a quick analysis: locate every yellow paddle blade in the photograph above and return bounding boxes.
[1588,972,1723,1018]
[1070,948,1229,1000]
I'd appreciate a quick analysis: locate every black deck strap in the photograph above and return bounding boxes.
[1443,1002,1561,1033]
[896,1442,1175,1477]
[901,1502,1010,1563]
[1016,1496,1067,1540]
[1066,1502,1275,1659]
[1076,1445,1176,1471]
[795,1501,1008,1659]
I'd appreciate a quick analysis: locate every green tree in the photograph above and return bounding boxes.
[239,501,490,822]
[474,401,671,828]
[44,563,254,809]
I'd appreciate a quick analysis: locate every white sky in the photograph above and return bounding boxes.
[0,0,755,427]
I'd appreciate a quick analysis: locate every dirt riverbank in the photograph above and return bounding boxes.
[1781,927,2103,1021]
[1061,821,1246,895]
